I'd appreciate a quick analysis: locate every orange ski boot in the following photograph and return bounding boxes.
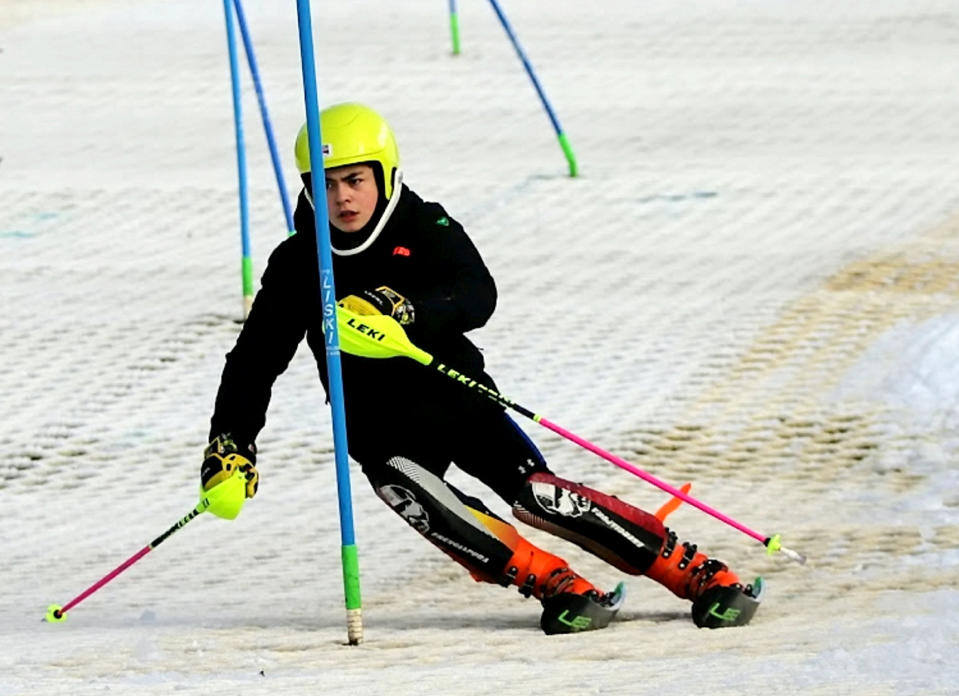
[645,529,762,628]
[504,536,625,634]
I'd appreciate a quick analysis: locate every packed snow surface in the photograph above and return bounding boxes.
[2,1,958,694]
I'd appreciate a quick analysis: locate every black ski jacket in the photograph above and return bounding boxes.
[209,184,498,451]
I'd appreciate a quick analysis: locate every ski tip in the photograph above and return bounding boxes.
[749,576,766,601]
[609,581,627,608]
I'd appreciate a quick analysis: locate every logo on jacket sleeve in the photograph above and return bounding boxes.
[392,246,411,256]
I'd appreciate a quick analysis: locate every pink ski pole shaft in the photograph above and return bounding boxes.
[431,361,806,564]
[332,308,807,564]
[46,498,211,622]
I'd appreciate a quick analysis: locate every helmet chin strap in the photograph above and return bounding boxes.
[303,169,404,257]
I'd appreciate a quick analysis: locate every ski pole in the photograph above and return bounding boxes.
[335,306,807,565]
[486,0,578,177]
[231,0,296,237]
[45,470,248,623]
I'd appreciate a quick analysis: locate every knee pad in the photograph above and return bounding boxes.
[512,472,666,575]
[371,456,519,583]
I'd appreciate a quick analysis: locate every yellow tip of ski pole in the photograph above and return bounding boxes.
[764,534,807,565]
[765,534,782,555]
[45,604,66,623]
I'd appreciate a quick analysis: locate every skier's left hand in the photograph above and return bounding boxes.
[340,286,415,326]
[201,435,259,498]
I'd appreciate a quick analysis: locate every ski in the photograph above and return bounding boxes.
[540,581,626,635]
[691,577,764,628]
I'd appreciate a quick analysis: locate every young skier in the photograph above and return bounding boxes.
[201,102,762,633]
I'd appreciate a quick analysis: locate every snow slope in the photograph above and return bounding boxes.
[2,1,958,694]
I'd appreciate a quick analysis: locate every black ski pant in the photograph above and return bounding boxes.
[347,402,547,505]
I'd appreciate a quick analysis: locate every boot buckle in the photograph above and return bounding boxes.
[518,573,537,598]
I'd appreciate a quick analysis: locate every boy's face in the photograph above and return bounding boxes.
[325,164,379,232]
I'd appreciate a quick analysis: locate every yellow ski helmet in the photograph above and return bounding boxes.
[294,103,401,200]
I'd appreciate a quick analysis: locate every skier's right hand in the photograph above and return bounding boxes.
[201,434,259,498]
[340,286,415,326]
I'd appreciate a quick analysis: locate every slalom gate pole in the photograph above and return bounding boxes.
[45,473,247,623]
[295,0,363,645]
[222,0,254,319]
[335,308,807,565]
[232,0,295,236]
[448,0,461,55]
[486,0,578,177]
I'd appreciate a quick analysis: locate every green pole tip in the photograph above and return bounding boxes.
[557,133,578,177]
[45,604,66,623]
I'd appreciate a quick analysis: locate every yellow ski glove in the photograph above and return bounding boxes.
[201,434,259,498]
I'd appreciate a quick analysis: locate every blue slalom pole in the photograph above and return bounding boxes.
[294,0,363,646]
[222,0,254,318]
[232,0,295,236]
[486,0,578,177]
